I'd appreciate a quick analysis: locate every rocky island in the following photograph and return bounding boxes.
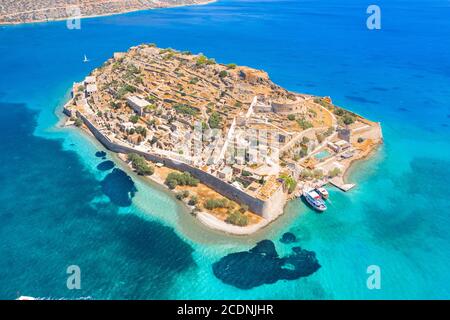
[63,44,382,235]
[0,0,214,25]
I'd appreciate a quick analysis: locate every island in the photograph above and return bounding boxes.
[63,44,383,235]
[0,0,214,25]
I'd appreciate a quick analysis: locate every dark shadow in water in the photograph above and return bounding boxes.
[280,232,297,244]
[212,240,320,289]
[345,95,379,105]
[95,151,107,158]
[97,160,115,171]
[0,103,195,300]
[101,168,137,207]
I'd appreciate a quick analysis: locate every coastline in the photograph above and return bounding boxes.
[61,95,381,237]
[0,0,216,26]
[59,44,383,236]
[59,102,272,236]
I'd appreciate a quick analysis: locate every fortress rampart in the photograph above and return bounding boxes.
[65,106,287,220]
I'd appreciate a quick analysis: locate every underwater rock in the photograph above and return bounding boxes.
[280,232,297,244]
[95,151,107,158]
[100,168,137,207]
[212,240,320,289]
[97,160,115,171]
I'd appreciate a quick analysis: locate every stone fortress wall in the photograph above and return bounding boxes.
[64,107,287,220]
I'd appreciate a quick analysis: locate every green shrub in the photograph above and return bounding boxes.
[173,104,199,116]
[196,54,215,66]
[74,118,83,127]
[239,205,249,213]
[208,111,222,129]
[165,172,199,189]
[313,169,324,180]
[175,190,190,200]
[328,167,341,178]
[204,198,229,210]
[242,170,252,177]
[129,114,140,123]
[127,153,154,176]
[343,114,355,125]
[280,174,297,194]
[225,211,249,226]
[297,118,313,130]
[188,196,198,206]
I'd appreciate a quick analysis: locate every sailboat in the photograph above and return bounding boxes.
[83,54,89,63]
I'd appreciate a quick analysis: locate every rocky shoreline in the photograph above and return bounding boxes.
[0,0,215,25]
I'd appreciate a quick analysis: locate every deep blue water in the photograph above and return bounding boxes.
[0,0,449,299]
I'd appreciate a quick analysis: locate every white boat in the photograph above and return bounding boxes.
[83,54,89,63]
[303,187,327,212]
[315,187,329,200]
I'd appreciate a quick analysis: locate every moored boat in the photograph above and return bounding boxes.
[303,187,327,212]
[315,187,329,200]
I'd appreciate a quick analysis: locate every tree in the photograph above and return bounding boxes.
[165,172,199,189]
[74,118,83,127]
[343,114,355,125]
[127,153,154,176]
[313,169,324,180]
[297,118,313,130]
[135,126,147,137]
[173,104,199,116]
[110,101,120,110]
[208,111,222,129]
[204,198,229,210]
[196,54,215,66]
[242,170,252,177]
[316,133,324,143]
[188,196,198,206]
[328,167,341,178]
[280,174,297,194]
[219,70,228,78]
[225,210,249,226]
[288,114,296,121]
[299,169,313,180]
[227,63,237,69]
[239,204,249,213]
[130,114,140,123]
[176,190,189,200]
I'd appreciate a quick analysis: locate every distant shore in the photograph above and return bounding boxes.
[0,0,216,26]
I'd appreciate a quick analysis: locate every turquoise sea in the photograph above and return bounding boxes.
[0,0,449,299]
